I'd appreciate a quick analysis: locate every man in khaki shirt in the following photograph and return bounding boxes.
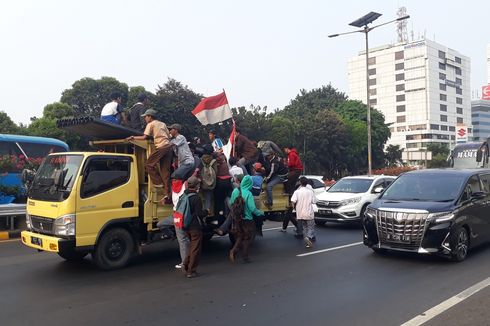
[127,109,173,200]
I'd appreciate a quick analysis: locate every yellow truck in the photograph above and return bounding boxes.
[20,120,291,270]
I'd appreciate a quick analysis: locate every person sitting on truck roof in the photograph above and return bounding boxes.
[264,154,289,209]
[126,109,173,201]
[101,91,125,125]
[169,124,195,181]
[126,93,148,132]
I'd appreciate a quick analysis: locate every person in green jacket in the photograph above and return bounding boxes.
[229,175,264,263]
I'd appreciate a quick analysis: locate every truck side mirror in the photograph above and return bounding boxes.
[21,169,35,183]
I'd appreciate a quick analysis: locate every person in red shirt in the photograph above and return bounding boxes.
[284,145,303,194]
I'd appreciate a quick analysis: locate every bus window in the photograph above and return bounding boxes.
[0,141,22,156]
[17,142,67,158]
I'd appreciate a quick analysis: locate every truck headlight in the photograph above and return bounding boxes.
[54,214,76,236]
[341,197,361,206]
[25,213,32,230]
[428,211,454,223]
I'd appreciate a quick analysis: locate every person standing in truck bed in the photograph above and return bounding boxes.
[126,93,148,132]
[127,109,173,201]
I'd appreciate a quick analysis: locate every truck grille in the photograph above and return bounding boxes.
[31,215,54,234]
[317,200,341,208]
[375,209,428,250]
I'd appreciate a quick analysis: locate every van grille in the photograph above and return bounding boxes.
[375,209,428,250]
[31,215,54,234]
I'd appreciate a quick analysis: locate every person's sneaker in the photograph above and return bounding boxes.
[279,228,287,233]
[186,272,198,278]
[175,263,183,269]
[305,238,313,248]
[311,236,317,242]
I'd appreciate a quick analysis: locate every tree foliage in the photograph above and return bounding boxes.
[427,143,450,168]
[0,111,21,134]
[385,145,404,167]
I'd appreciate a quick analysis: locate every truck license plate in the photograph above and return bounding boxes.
[31,236,42,247]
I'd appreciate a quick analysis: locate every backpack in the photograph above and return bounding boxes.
[201,158,217,190]
[173,193,197,229]
[229,188,246,235]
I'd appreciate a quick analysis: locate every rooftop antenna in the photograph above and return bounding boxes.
[396,7,409,43]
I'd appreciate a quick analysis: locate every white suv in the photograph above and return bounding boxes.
[314,175,396,225]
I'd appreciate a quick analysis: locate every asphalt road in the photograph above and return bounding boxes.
[1,222,490,326]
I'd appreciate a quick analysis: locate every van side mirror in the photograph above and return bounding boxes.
[471,191,485,200]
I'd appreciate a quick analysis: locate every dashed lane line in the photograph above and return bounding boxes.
[296,242,363,257]
[400,276,490,326]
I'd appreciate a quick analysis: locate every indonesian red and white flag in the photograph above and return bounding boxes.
[192,91,232,125]
[222,121,236,161]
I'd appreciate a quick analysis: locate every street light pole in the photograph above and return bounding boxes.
[329,12,410,176]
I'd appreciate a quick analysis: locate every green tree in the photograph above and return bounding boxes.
[427,143,450,168]
[0,111,20,134]
[60,77,129,117]
[232,105,273,142]
[385,144,404,167]
[43,102,74,120]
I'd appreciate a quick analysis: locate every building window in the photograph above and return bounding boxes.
[457,117,464,124]
[396,94,405,102]
[369,78,376,86]
[468,128,472,133]
[440,94,447,101]
[439,83,446,91]
[396,84,405,92]
[451,135,455,140]
[369,88,377,96]
[441,125,448,131]
[440,104,447,112]
[368,68,376,76]
[440,115,447,122]
[457,107,463,114]
[409,124,426,130]
[430,124,439,130]
[368,57,376,65]
[438,50,446,59]
[395,62,404,70]
[455,56,462,64]
[455,77,462,85]
[397,116,406,123]
[395,51,404,60]
[449,126,455,131]
[396,105,406,112]
[439,73,446,80]
[455,67,462,75]
[456,88,462,95]
[397,126,406,132]
[395,73,405,81]
[439,62,446,70]
[369,98,377,105]
[456,97,463,104]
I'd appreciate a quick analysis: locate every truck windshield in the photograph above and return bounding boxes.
[328,178,373,193]
[29,154,83,202]
[381,173,466,202]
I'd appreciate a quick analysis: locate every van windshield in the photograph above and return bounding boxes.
[381,173,466,202]
[29,154,83,202]
[328,178,373,193]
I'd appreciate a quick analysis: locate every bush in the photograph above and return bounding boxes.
[372,166,416,176]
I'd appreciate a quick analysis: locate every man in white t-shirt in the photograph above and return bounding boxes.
[291,176,317,248]
[100,91,125,125]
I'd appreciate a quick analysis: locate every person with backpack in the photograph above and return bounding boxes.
[229,175,264,263]
[180,176,208,278]
[200,152,217,211]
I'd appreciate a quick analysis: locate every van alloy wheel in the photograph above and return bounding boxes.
[451,227,469,262]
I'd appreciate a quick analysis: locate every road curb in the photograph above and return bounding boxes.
[0,230,21,241]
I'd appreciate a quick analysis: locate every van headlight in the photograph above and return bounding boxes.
[341,197,362,206]
[25,213,32,230]
[365,207,377,219]
[54,214,76,236]
[428,211,454,223]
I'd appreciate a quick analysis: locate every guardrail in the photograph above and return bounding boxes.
[0,203,26,231]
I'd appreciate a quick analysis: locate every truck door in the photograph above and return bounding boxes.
[75,156,138,247]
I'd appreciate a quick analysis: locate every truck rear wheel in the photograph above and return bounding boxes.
[58,250,88,261]
[93,227,134,270]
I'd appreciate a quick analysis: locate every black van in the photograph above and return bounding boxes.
[362,169,490,261]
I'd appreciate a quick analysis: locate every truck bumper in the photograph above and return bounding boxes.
[21,231,75,253]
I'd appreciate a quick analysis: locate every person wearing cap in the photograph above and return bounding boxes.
[208,130,224,152]
[126,109,173,200]
[182,176,208,278]
[100,91,125,125]
[126,93,148,131]
[169,124,195,180]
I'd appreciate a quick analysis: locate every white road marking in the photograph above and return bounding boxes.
[296,242,363,257]
[400,276,490,326]
[262,225,294,232]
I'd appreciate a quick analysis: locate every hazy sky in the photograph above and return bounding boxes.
[1,0,489,125]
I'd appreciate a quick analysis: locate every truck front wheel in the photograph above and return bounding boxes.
[93,227,134,270]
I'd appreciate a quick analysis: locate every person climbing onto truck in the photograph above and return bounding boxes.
[234,128,259,175]
[284,145,303,195]
[126,109,173,201]
[101,91,125,125]
[169,124,195,181]
[228,175,264,263]
[264,153,289,209]
[126,93,148,132]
